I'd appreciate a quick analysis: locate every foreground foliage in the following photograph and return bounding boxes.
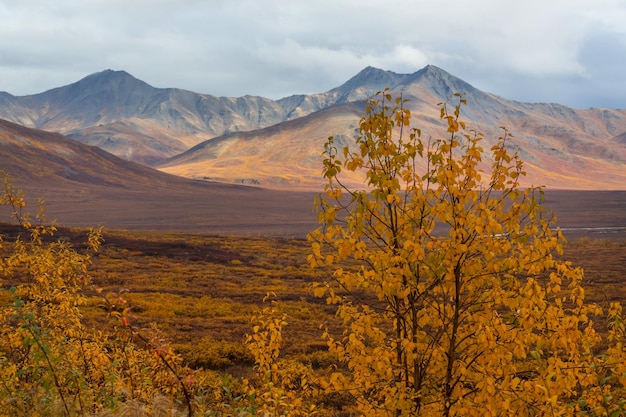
[308,92,626,416]
[0,174,199,416]
[0,176,322,416]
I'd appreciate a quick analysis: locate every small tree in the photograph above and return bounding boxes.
[0,174,196,416]
[308,91,624,416]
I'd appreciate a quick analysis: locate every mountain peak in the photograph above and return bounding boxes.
[327,64,481,103]
[18,69,163,134]
[86,68,133,79]
[407,64,478,98]
[418,64,454,80]
[354,66,390,78]
[75,69,153,92]
[46,69,158,103]
[333,66,402,93]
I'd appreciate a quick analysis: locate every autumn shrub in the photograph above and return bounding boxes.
[242,293,319,416]
[308,91,626,416]
[176,336,254,370]
[0,174,197,416]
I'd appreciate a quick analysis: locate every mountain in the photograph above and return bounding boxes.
[158,66,626,190]
[158,101,367,189]
[1,65,626,189]
[0,119,318,236]
[0,70,292,165]
[0,67,440,165]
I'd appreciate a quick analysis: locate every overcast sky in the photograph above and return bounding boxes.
[1,0,625,109]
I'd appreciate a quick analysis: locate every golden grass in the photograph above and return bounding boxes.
[2,223,624,377]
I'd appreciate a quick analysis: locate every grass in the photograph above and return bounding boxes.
[2,222,625,377]
[56,227,339,371]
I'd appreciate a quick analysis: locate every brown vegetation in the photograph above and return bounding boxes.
[1,223,624,415]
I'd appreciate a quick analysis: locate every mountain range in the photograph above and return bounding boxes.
[1,65,625,190]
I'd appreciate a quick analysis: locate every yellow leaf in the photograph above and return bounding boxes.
[313,286,327,298]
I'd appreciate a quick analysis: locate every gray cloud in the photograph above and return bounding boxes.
[0,0,624,108]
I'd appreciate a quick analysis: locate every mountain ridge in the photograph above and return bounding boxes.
[157,66,626,190]
[1,65,625,189]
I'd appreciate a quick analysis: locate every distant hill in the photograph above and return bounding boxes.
[157,101,367,189]
[0,119,318,236]
[0,115,625,238]
[1,65,625,189]
[0,117,195,189]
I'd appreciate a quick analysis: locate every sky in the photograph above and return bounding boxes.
[1,0,625,109]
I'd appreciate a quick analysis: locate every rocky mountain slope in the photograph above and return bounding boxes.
[1,65,625,189]
[0,70,288,164]
[0,67,406,165]
[159,66,626,189]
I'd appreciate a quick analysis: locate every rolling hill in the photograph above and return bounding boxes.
[157,101,367,189]
[0,119,318,236]
[0,117,625,239]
